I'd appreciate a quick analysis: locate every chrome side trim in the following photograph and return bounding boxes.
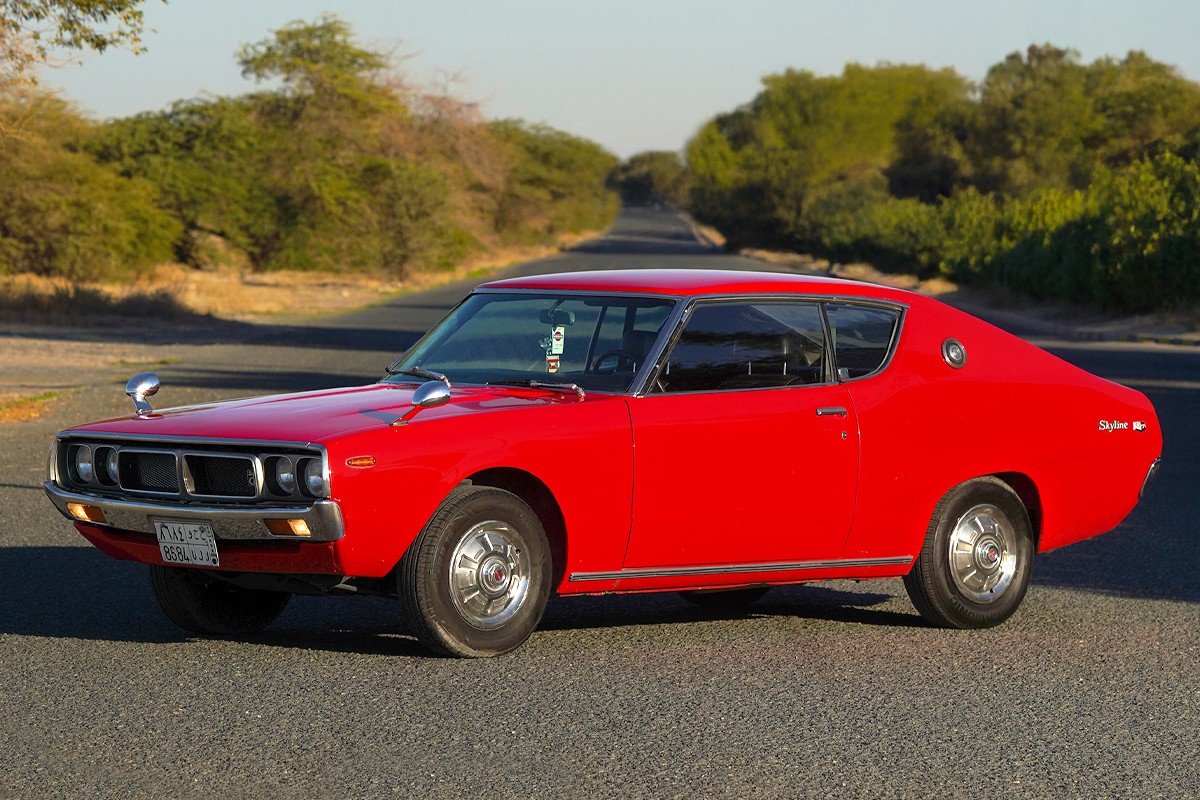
[43,481,344,542]
[568,555,913,583]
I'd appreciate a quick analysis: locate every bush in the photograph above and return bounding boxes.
[0,96,179,281]
[686,49,1200,311]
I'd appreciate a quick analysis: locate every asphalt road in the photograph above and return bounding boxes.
[2,208,1197,799]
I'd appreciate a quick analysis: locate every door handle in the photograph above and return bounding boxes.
[816,406,848,417]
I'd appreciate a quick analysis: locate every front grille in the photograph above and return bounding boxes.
[186,454,257,498]
[119,450,179,493]
[58,437,327,505]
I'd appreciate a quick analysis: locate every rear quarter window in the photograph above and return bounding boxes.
[826,304,902,380]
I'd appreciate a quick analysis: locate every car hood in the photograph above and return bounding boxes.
[66,383,594,443]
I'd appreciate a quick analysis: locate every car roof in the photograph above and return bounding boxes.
[479,269,912,302]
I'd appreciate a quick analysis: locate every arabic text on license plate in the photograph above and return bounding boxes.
[154,520,219,567]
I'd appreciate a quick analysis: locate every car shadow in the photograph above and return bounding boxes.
[3,538,1195,660]
[0,546,916,656]
[538,585,923,632]
[0,545,430,655]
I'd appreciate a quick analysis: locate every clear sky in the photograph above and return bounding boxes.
[40,0,1200,159]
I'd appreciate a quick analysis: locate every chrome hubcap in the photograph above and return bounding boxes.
[449,521,530,630]
[948,504,1017,603]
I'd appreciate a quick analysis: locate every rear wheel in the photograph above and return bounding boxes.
[399,486,551,657]
[149,566,290,635]
[679,586,769,610]
[903,477,1033,629]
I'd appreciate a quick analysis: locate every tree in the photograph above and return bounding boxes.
[608,151,691,207]
[490,120,618,241]
[1086,50,1200,166]
[1,0,157,89]
[687,62,976,247]
[0,94,179,279]
[972,45,1101,194]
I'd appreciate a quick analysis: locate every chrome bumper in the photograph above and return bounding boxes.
[43,481,345,542]
[1140,457,1162,501]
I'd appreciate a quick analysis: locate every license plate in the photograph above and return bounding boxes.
[154,520,219,567]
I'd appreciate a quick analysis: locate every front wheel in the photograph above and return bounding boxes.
[149,566,290,635]
[903,477,1034,629]
[399,486,552,657]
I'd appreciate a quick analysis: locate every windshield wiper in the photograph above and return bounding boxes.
[385,365,451,388]
[487,379,585,399]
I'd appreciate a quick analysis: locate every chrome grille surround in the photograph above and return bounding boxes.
[118,449,180,495]
[51,433,329,505]
[184,452,260,499]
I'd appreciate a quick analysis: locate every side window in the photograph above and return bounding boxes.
[826,304,901,380]
[593,303,672,371]
[657,301,825,393]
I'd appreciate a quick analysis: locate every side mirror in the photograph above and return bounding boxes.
[411,380,451,408]
[125,372,160,417]
[392,380,451,426]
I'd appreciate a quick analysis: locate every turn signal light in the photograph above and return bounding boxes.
[67,503,106,524]
[265,519,312,537]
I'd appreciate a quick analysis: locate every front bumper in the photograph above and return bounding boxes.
[43,481,345,542]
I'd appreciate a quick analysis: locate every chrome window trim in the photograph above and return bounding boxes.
[635,295,908,397]
[382,287,908,398]
[568,555,914,583]
[824,301,907,383]
[385,288,688,397]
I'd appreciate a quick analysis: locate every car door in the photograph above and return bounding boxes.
[623,299,860,569]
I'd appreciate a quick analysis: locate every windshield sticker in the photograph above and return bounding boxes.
[546,355,561,373]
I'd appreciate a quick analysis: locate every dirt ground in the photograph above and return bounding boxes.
[0,238,589,419]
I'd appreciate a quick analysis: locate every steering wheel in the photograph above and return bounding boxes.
[590,349,641,374]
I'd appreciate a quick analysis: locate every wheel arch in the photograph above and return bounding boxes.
[990,471,1042,550]
[467,467,567,589]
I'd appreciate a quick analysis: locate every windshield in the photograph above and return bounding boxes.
[386,292,677,393]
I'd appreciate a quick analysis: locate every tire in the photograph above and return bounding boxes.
[149,565,290,635]
[399,486,551,657]
[679,586,769,610]
[903,477,1034,629]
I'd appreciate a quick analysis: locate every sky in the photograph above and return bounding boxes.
[40,0,1200,159]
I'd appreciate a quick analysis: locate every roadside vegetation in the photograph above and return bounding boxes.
[685,46,1200,312]
[0,14,618,307]
[607,150,691,207]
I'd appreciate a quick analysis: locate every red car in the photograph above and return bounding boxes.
[45,270,1162,656]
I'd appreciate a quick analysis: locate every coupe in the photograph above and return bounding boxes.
[45,270,1162,656]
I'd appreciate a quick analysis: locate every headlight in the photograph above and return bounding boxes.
[94,446,119,486]
[301,458,326,497]
[73,446,94,484]
[274,457,296,494]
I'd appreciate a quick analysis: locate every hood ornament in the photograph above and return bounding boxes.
[125,372,161,417]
